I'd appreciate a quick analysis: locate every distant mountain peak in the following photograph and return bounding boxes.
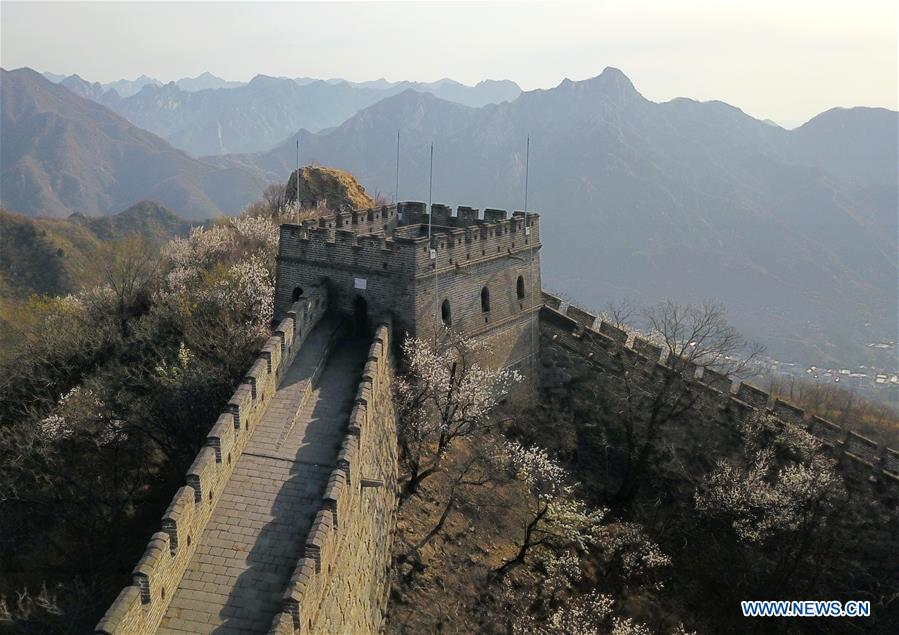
[587,67,638,91]
[542,68,644,110]
[249,74,283,84]
[599,66,628,79]
[375,88,471,112]
[174,72,245,92]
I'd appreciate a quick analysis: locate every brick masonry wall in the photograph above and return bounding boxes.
[269,321,398,635]
[537,292,899,498]
[275,202,543,381]
[333,206,401,235]
[413,243,542,380]
[274,223,420,334]
[95,289,329,635]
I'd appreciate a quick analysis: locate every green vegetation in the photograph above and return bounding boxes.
[0,168,362,632]
[0,203,196,357]
[0,222,275,631]
[1,163,894,632]
[70,201,198,248]
[387,310,898,634]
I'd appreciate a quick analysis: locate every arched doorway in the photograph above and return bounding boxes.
[441,299,452,326]
[353,295,368,334]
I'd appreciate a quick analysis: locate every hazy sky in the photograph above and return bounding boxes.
[2,1,896,127]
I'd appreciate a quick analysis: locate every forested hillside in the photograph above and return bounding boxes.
[0,202,198,353]
[0,169,365,632]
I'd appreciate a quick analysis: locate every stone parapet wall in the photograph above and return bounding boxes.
[269,320,399,635]
[538,291,899,491]
[95,289,328,635]
[417,209,540,276]
[275,202,542,382]
[276,206,539,290]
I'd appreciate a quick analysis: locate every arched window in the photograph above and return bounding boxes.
[516,276,525,300]
[481,286,491,312]
[291,287,304,302]
[441,299,452,326]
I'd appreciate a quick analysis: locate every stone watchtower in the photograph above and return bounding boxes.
[273,201,542,375]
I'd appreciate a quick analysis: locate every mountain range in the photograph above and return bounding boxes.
[42,71,522,155]
[4,65,897,372]
[1,68,267,219]
[209,69,898,370]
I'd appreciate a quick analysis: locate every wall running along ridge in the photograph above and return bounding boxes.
[269,321,398,634]
[95,288,328,634]
[538,291,899,496]
[93,198,894,633]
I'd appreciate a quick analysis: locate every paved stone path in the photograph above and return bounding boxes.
[158,320,366,634]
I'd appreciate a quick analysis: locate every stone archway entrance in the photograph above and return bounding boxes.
[353,295,368,334]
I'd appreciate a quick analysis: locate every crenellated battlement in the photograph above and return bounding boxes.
[95,289,328,635]
[278,202,540,281]
[275,202,542,379]
[94,183,894,635]
[421,209,539,277]
[395,200,532,229]
[538,291,899,492]
[269,320,397,635]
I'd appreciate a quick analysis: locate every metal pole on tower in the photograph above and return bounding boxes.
[428,143,438,332]
[295,135,300,213]
[525,134,536,371]
[428,142,433,245]
[428,143,433,226]
[395,130,400,203]
[524,134,530,212]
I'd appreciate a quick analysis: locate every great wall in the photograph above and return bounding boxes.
[96,203,898,634]
[538,291,899,494]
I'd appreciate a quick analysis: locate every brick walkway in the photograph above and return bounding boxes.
[158,320,367,634]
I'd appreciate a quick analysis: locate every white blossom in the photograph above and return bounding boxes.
[156,219,277,346]
[161,224,231,270]
[594,522,672,575]
[229,215,279,253]
[38,386,122,446]
[154,343,194,383]
[397,333,520,445]
[217,255,274,340]
[611,617,653,635]
[38,414,69,440]
[545,591,615,634]
[502,440,571,500]
[695,412,842,543]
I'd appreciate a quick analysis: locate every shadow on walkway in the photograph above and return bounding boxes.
[212,334,367,633]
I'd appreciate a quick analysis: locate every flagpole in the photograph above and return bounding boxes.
[295,137,300,210]
[428,143,438,332]
[525,134,536,372]
[428,142,433,247]
[524,134,530,212]
[395,130,400,203]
